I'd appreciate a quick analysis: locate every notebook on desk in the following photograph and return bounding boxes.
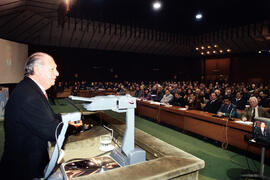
[252,117,270,143]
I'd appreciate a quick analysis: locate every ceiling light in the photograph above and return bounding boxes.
[213,50,216,54]
[227,49,231,52]
[258,50,262,54]
[195,47,199,50]
[153,1,162,10]
[207,45,211,49]
[206,51,210,54]
[201,52,204,55]
[201,46,205,49]
[219,50,223,53]
[195,12,203,20]
[214,44,218,48]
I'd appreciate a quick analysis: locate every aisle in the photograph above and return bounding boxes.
[104,110,270,180]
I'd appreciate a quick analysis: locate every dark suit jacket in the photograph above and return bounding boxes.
[242,106,270,121]
[0,77,61,180]
[204,99,222,114]
[231,98,246,110]
[254,126,269,138]
[169,97,185,107]
[217,103,237,118]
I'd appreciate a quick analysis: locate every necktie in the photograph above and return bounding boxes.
[252,109,255,120]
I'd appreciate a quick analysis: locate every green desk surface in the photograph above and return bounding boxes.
[50,98,97,115]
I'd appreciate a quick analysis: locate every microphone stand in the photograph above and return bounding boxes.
[228,105,233,121]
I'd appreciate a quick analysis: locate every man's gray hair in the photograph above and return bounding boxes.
[24,52,47,76]
[249,96,258,103]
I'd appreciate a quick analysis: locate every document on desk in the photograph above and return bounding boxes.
[149,101,161,105]
[234,120,253,125]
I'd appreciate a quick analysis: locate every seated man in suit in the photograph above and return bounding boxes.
[202,92,222,114]
[160,89,173,104]
[242,96,270,121]
[231,91,246,110]
[184,93,201,110]
[217,96,238,118]
[152,86,164,102]
[169,92,185,107]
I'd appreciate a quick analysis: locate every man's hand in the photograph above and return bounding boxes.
[69,120,83,128]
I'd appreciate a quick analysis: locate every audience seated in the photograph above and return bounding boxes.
[152,86,164,102]
[184,93,201,110]
[59,79,270,118]
[202,92,222,114]
[242,96,270,121]
[170,92,185,107]
[160,89,173,104]
[217,96,238,118]
[142,89,152,100]
[231,91,246,110]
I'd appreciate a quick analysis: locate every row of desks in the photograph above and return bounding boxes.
[135,100,270,158]
[56,89,115,98]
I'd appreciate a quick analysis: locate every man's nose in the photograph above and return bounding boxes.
[55,70,59,76]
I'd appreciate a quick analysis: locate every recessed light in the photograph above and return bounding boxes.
[195,13,203,20]
[153,1,162,10]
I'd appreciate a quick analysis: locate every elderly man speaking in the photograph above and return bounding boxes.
[0,52,81,180]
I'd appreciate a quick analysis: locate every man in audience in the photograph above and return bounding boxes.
[242,87,250,103]
[224,88,233,100]
[202,92,222,114]
[214,89,223,101]
[170,92,185,106]
[152,86,164,102]
[184,93,201,110]
[258,90,269,107]
[242,96,270,121]
[231,91,246,110]
[137,85,145,98]
[217,96,238,118]
[161,89,173,104]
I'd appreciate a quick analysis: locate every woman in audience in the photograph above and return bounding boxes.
[142,89,152,100]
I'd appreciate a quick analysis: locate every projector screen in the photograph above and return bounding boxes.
[0,38,28,84]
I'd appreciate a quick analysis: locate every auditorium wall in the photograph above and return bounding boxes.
[29,45,201,82]
[201,53,270,84]
[230,54,270,83]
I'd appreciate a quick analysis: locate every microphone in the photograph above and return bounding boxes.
[228,106,233,121]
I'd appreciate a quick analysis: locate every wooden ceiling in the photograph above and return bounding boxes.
[0,0,269,57]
